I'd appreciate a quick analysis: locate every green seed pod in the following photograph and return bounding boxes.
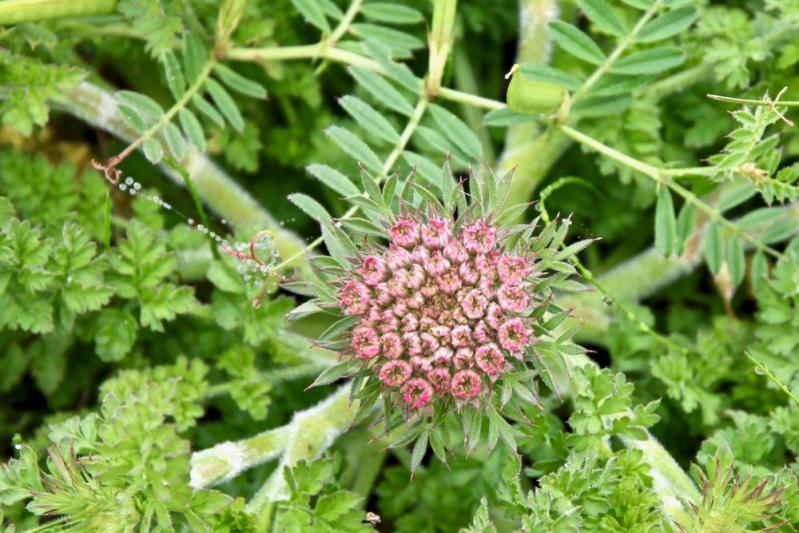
[506,65,567,115]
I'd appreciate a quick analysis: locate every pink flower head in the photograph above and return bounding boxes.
[498,318,530,354]
[451,370,482,399]
[421,218,450,249]
[380,333,403,358]
[463,220,497,254]
[390,218,420,248]
[361,255,387,286]
[424,252,450,276]
[427,368,451,392]
[351,326,379,359]
[498,285,529,313]
[454,348,474,369]
[386,247,413,270]
[450,325,472,348]
[462,289,488,319]
[379,360,412,386]
[339,280,371,316]
[475,343,505,376]
[401,378,433,409]
[333,213,549,408]
[497,254,529,285]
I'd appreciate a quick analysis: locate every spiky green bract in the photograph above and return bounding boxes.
[298,162,590,468]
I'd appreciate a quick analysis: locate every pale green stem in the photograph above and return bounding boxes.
[558,124,783,259]
[226,45,504,111]
[499,0,558,168]
[271,96,429,271]
[246,384,358,512]
[0,0,116,25]
[53,81,312,276]
[427,0,458,97]
[570,0,661,105]
[327,0,364,46]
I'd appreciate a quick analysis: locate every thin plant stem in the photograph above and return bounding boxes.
[270,96,430,271]
[746,352,799,406]
[557,124,784,260]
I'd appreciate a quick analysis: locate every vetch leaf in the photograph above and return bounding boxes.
[290,0,330,32]
[306,164,360,197]
[118,105,148,132]
[638,7,697,43]
[549,20,606,65]
[338,95,400,144]
[178,108,205,152]
[578,0,627,37]
[204,79,244,131]
[163,122,185,161]
[727,236,745,287]
[191,95,225,127]
[360,3,423,24]
[142,138,164,163]
[183,32,208,82]
[163,51,185,99]
[655,186,677,256]
[288,193,332,223]
[675,201,694,255]
[611,46,684,75]
[704,221,724,274]
[325,125,383,174]
[429,104,483,160]
[351,24,424,51]
[213,64,267,99]
[348,66,415,116]
[115,91,164,120]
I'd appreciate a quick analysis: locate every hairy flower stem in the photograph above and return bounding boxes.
[0,0,115,24]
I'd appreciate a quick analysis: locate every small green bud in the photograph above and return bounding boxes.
[506,64,568,115]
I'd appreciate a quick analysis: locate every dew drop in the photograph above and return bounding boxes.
[125,177,134,185]
[119,184,127,191]
[187,218,194,225]
[134,182,142,190]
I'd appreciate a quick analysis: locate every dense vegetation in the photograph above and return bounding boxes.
[1,0,799,530]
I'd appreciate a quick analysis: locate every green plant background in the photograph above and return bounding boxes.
[1,0,799,531]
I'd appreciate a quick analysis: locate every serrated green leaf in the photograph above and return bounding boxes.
[410,430,428,475]
[638,7,697,43]
[205,79,244,131]
[611,46,684,75]
[655,186,677,256]
[578,0,627,37]
[429,104,483,161]
[549,20,606,65]
[178,108,205,152]
[339,95,400,144]
[94,309,137,362]
[348,66,415,116]
[325,125,383,173]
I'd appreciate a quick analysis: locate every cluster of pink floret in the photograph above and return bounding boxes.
[338,215,537,411]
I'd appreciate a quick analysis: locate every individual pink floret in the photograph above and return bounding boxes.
[401,378,434,409]
[451,370,483,399]
[379,360,412,387]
